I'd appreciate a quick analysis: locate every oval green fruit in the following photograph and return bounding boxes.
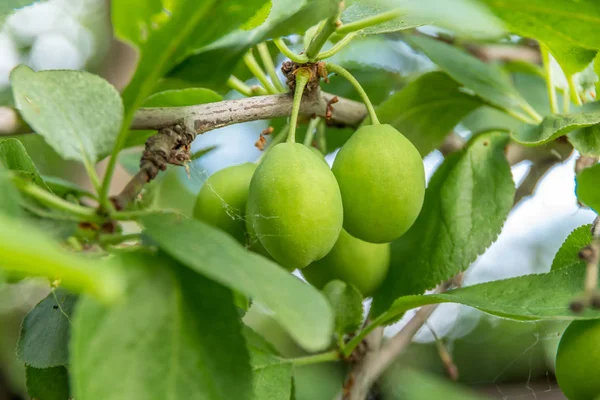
[246,143,343,269]
[332,124,425,243]
[556,319,600,400]
[302,229,390,296]
[193,163,256,244]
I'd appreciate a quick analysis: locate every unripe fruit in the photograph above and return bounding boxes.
[556,320,600,400]
[302,229,390,297]
[193,163,256,244]
[332,124,425,243]
[246,143,343,269]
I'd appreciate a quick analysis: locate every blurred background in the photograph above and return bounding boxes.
[0,0,596,399]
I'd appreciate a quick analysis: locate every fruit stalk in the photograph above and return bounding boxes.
[287,68,312,144]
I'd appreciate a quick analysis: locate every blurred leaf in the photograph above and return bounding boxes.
[114,0,268,119]
[142,214,334,352]
[551,225,593,271]
[71,251,252,400]
[372,132,514,316]
[512,102,600,146]
[0,214,124,302]
[25,366,70,400]
[142,88,222,107]
[0,138,49,190]
[42,176,95,199]
[341,1,427,35]
[253,363,293,400]
[481,0,600,74]
[577,163,600,212]
[375,71,483,155]
[569,126,600,157]
[242,1,273,30]
[17,289,75,368]
[392,369,486,400]
[0,164,22,217]
[322,280,363,336]
[10,66,124,167]
[167,0,339,89]
[410,35,533,117]
[377,262,600,325]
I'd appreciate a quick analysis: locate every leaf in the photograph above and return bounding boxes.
[372,132,514,316]
[10,66,123,169]
[42,176,95,199]
[71,251,252,400]
[0,138,49,191]
[481,0,600,74]
[253,363,293,400]
[142,213,334,352]
[0,213,124,302]
[114,0,268,119]
[375,71,483,155]
[577,163,600,212]
[512,102,600,146]
[0,164,22,217]
[551,225,593,271]
[341,2,427,35]
[25,366,70,400]
[392,369,487,400]
[142,88,222,107]
[569,125,600,157]
[322,280,363,336]
[410,35,532,116]
[377,263,600,325]
[17,289,75,368]
[167,0,339,89]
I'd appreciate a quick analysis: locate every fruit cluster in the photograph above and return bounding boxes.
[194,123,425,297]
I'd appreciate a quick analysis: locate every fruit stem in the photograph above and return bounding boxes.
[290,350,340,366]
[316,32,357,60]
[567,75,583,106]
[287,68,312,144]
[540,43,559,115]
[303,117,320,147]
[325,63,380,125]
[244,50,278,95]
[316,118,327,153]
[336,8,403,35]
[257,42,287,93]
[273,38,309,64]
[227,76,254,97]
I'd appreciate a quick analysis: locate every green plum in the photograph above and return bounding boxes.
[193,163,256,244]
[246,143,343,269]
[302,229,389,296]
[556,319,600,400]
[332,124,425,243]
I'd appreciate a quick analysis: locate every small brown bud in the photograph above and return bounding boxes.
[262,126,274,136]
[255,134,267,151]
[570,300,586,313]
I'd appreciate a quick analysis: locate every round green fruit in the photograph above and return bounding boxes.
[302,229,389,296]
[246,143,343,269]
[193,163,256,244]
[556,319,600,400]
[332,124,425,243]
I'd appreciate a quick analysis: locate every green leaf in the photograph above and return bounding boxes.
[142,214,334,352]
[25,366,70,400]
[375,71,483,156]
[410,35,533,117]
[10,66,124,169]
[341,2,427,35]
[569,126,600,157]
[392,369,486,400]
[551,225,593,271]
[512,102,600,146]
[372,132,515,316]
[577,163,600,212]
[0,138,49,190]
[71,251,252,400]
[253,363,293,400]
[322,280,363,336]
[114,0,268,119]
[377,263,600,325]
[167,0,339,89]
[42,176,95,199]
[142,88,222,107]
[481,0,600,74]
[0,164,22,217]
[17,289,75,368]
[0,214,124,302]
